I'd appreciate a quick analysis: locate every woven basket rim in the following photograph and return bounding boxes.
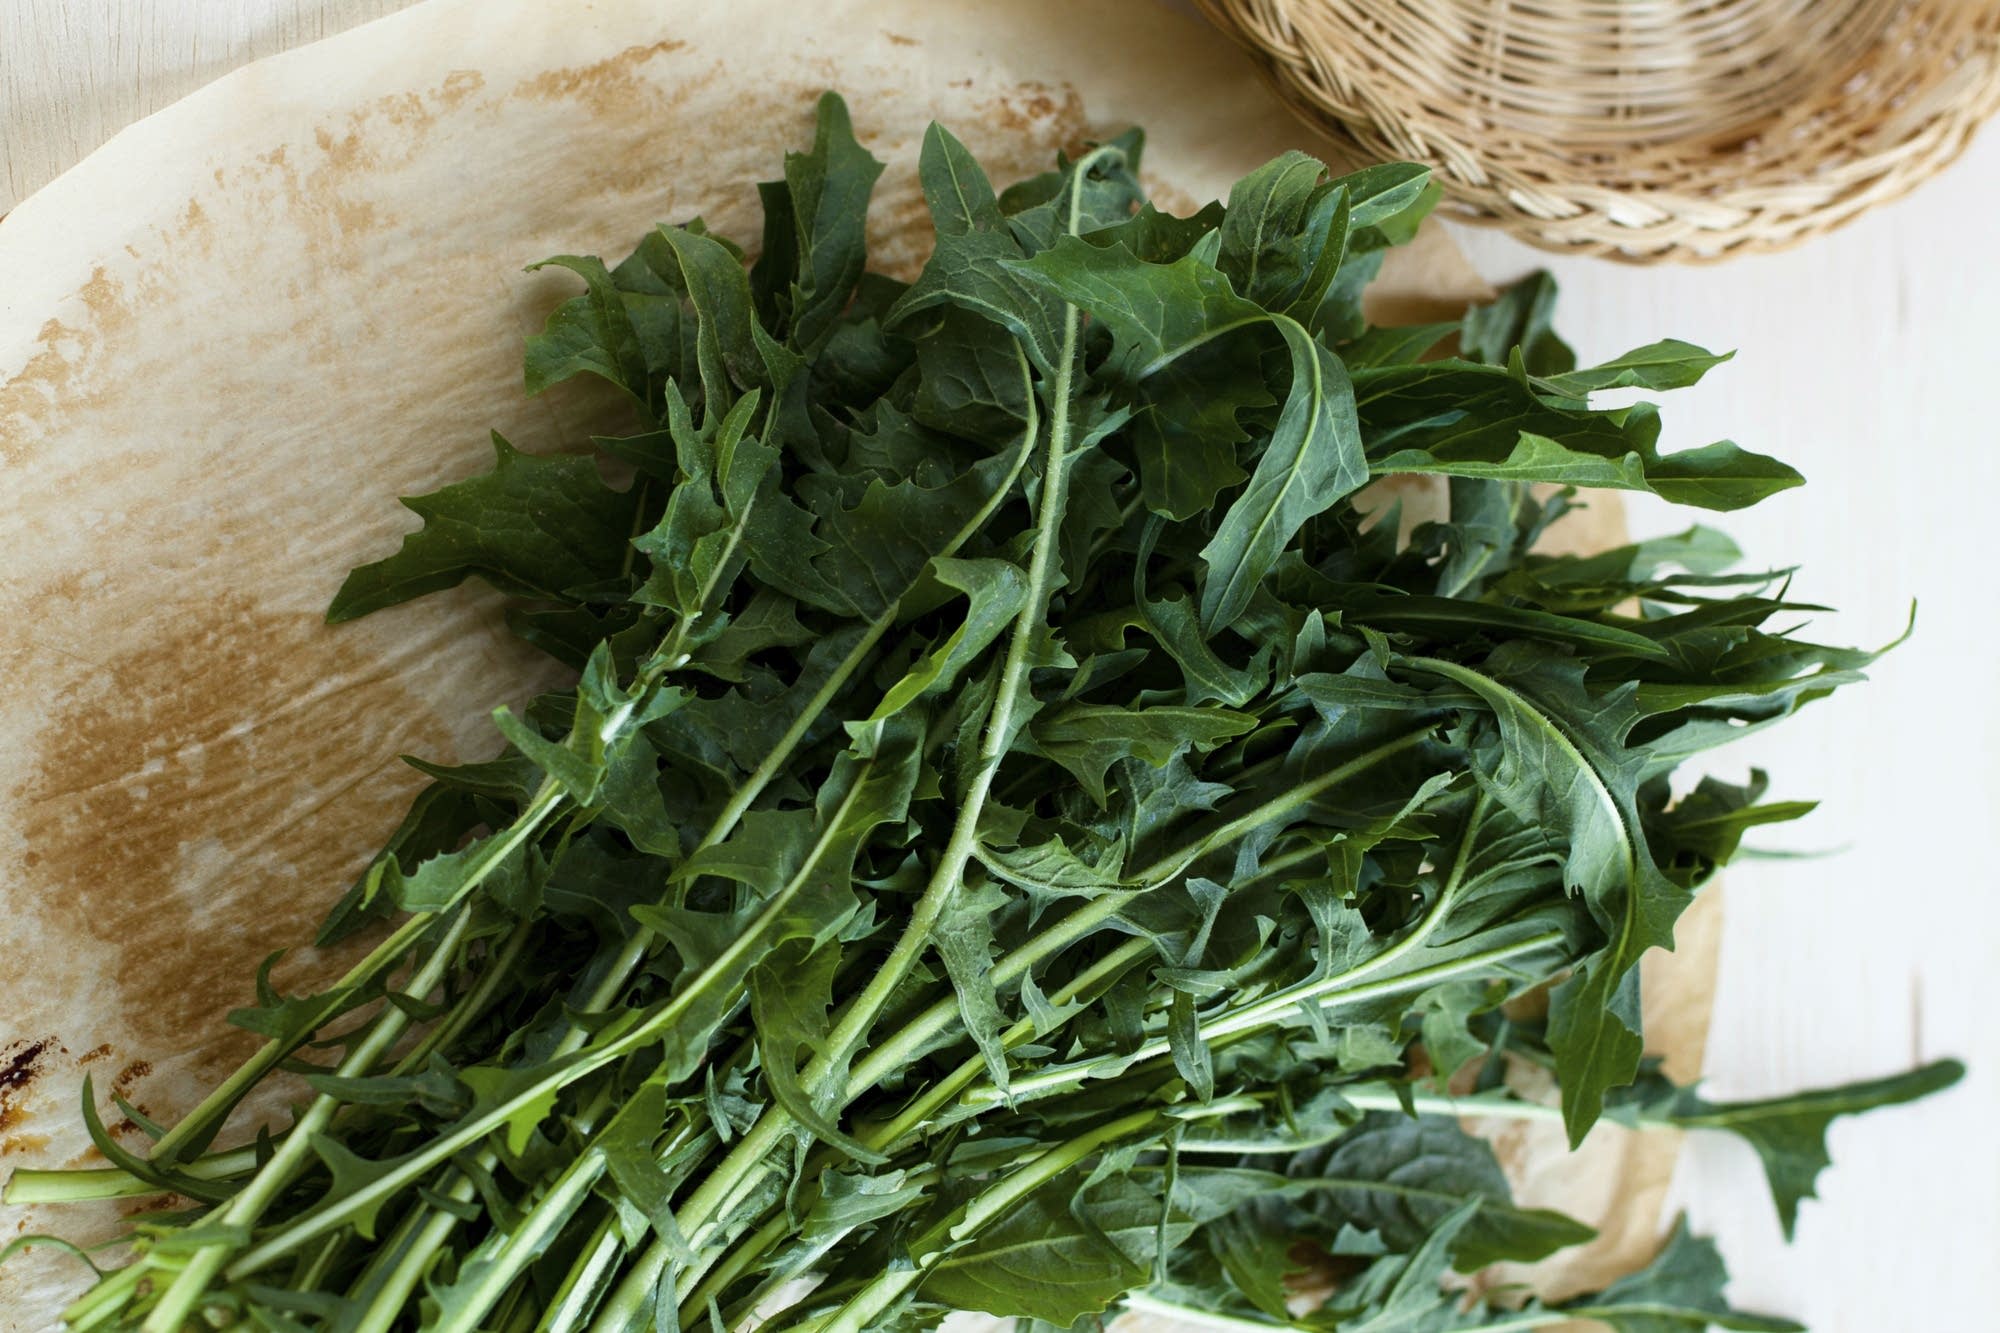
[1197,0,2000,262]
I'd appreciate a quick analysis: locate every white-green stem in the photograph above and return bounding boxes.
[806,1106,1164,1333]
[840,723,1440,1110]
[677,934,1157,1322]
[585,146,1123,1333]
[1124,1286,1640,1333]
[962,928,1564,1109]
[346,1173,478,1333]
[4,1144,261,1205]
[216,764,877,1283]
[950,792,1520,1109]
[537,1214,625,1333]
[140,777,557,1172]
[385,907,535,1078]
[629,723,1437,1320]
[137,901,481,1332]
[1119,1291,1301,1333]
[414,1147,607,1333]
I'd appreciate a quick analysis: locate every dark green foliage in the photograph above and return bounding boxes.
[7,93,1949,1333]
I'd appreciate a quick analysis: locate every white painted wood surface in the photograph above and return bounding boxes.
[1453,137,2000,1328]
[3,1,1993,1327]
[0,0,412,213]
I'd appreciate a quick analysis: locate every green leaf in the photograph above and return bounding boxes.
[910,306,1033,444]
[974,833,1128,901]
[1140,590,1270,707]
[1375,426,1800,515]
[1279,1114,1596,1271]
[1460,270,1574,376]
[654,224,767,412]
[523,254,647,402]
[888,123,1062,372]
[1200,318,1367,632]
[1167,991,1214,1102]
[761,1168,929,1289]
[380,827,533,915]
[770,449,1022,620]
[868,558,1028,722]
[1008,234,1267,383]
[920,1181,1149,1323]
[1560,1219,1804,1332]
[922,1166,1259,1323]
[458,1065,562,1159]
[1028,703,1257,806]
[631,388,769,618]
[307,1135,405,1241]
[1400,648,1688,1142]
[1539,340,1734,396]
[328,434,639,622]
[1662,1059,1963,1237]
[1006,236,1276,522]
[750,939,887,1165]
[1644,440,1806,511]
[1215,150,1326,307]
[935,880,1015,1098]
[754,91,886,351]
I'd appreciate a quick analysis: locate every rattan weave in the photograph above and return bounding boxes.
[1196,0,2000,262]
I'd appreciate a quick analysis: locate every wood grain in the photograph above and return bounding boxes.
[1,0,411,213]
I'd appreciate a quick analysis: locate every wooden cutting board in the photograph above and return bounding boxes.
[0,0,1711,1324]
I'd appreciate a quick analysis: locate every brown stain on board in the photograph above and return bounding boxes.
[11,594,452,1053]
[517,40,688,121]
[509,43,750,203]
[3,253,165,469]
[0,317,102,465]
[177,67,492,301]
[0,1041,53,1139]
[16,65,496,448]
[983,82,1091,152]
[3,65,521,1132]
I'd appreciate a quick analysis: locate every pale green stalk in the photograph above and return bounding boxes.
[805,1106,1164,1333]
[582,145,1127,1333]
[216,761,879,1282]
[962,929,1563,1109]
[140,779,560,1173]
[136,901,482,1332]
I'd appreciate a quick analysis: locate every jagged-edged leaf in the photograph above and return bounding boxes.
[328,435,639,621]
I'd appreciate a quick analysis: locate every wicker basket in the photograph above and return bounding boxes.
[1195,0,2000,262]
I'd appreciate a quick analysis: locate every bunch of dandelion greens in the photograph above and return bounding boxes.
[3,92,1958,1333]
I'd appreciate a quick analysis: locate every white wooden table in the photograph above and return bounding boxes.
[5,3,1994,1328]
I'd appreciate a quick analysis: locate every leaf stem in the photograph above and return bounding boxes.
[676,935,1156,1323]
[1119,1291,1300,1333]
[137,900,481,1332]
[219,762,877,1282]
[4,1145,261,1205]
[634,722,1441,1320]
[808,1105,1165,1333]
[347,1171,476,1332]
[845,721,1439,1103]
[537,1211,626,1333]
[587,147,1124,1333]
